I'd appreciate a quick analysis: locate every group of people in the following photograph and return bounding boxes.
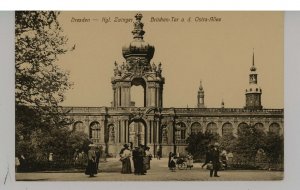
[168,152,194,171]
[84,141,229,178]
[73,150,88,168]
[119,143,152,175]
[201,142,230,177]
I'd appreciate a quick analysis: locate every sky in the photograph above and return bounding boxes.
[57,11,283,108]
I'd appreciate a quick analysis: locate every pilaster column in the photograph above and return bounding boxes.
[156,120,159,144]
[120,119,125,143]
[147,82,156,107]
[126,120,129,143]
[147,120,151,144]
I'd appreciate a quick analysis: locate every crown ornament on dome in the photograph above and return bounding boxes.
[132,13,145,39]
[122,13,155,70]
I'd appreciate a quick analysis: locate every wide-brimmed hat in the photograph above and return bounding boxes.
[88,144,96,147]
[123,144,129,148]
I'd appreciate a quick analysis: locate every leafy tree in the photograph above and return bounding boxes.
[264,132,284,165]
[186,132,220,160]
[219,133,237,152]
[15,11,87,169]
[234,125,266,164]
[16,11,71,108]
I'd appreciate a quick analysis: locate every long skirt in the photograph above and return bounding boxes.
[144,156,151,170]
[121,157,132,174]
[187,159,193,168]
[85,160,97,176]
[169,160,176,169]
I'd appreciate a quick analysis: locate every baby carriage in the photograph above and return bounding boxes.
[176,156,187,169]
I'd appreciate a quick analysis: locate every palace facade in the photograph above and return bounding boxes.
[65,13,284,157]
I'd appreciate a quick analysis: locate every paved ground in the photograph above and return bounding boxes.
[16,158,283,181]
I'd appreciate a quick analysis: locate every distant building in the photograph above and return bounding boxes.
[65,13,283,157]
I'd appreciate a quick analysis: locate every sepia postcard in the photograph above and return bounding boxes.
[14,11,284,181]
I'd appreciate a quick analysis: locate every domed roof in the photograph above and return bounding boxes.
[122,13,155,62]
[122,39,155,60]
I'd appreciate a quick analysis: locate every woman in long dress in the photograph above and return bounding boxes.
[85,144,97,177]
[169,153,176,172]
[144,146,152,170]
[120,144,132,174]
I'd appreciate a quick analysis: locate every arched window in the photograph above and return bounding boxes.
[222,122,233,136]
[191,122,202,134]
[90,121,101,143]
[73,121,85,132]
[206,122,218,134]
[175,122,187,144]
[254,123,264,132]
[269,123,280,135]
[238,122,249,135]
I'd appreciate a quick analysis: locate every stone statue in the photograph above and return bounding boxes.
[162,127,168,143]
[157,62,162,75]
[152,62,157,72]
[125,62,130,71]
[114,61,119,76]
[109,126,115,143]
[121,62,125,71]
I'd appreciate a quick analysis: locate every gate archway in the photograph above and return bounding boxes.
[128,119,147,147]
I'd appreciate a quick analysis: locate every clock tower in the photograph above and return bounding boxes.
[245,50,263,109]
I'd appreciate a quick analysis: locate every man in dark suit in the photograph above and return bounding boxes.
[202,145,213,168]
[132,146,139,175]
[95,146,101,171]
[210,143,221,177]
[136,144,146,175]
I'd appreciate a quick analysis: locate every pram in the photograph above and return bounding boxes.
[176,156,187,169]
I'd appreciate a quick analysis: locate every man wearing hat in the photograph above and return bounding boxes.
[209,142,221,177]
[136,144,146,175]
[85,144,97,177]
[132,146,139,175]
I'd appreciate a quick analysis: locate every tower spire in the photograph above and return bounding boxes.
[122,13,155,71]
[252,48,255,67]
[245,49,262,110]
[250,48,256,72]
[199,80,203,90]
